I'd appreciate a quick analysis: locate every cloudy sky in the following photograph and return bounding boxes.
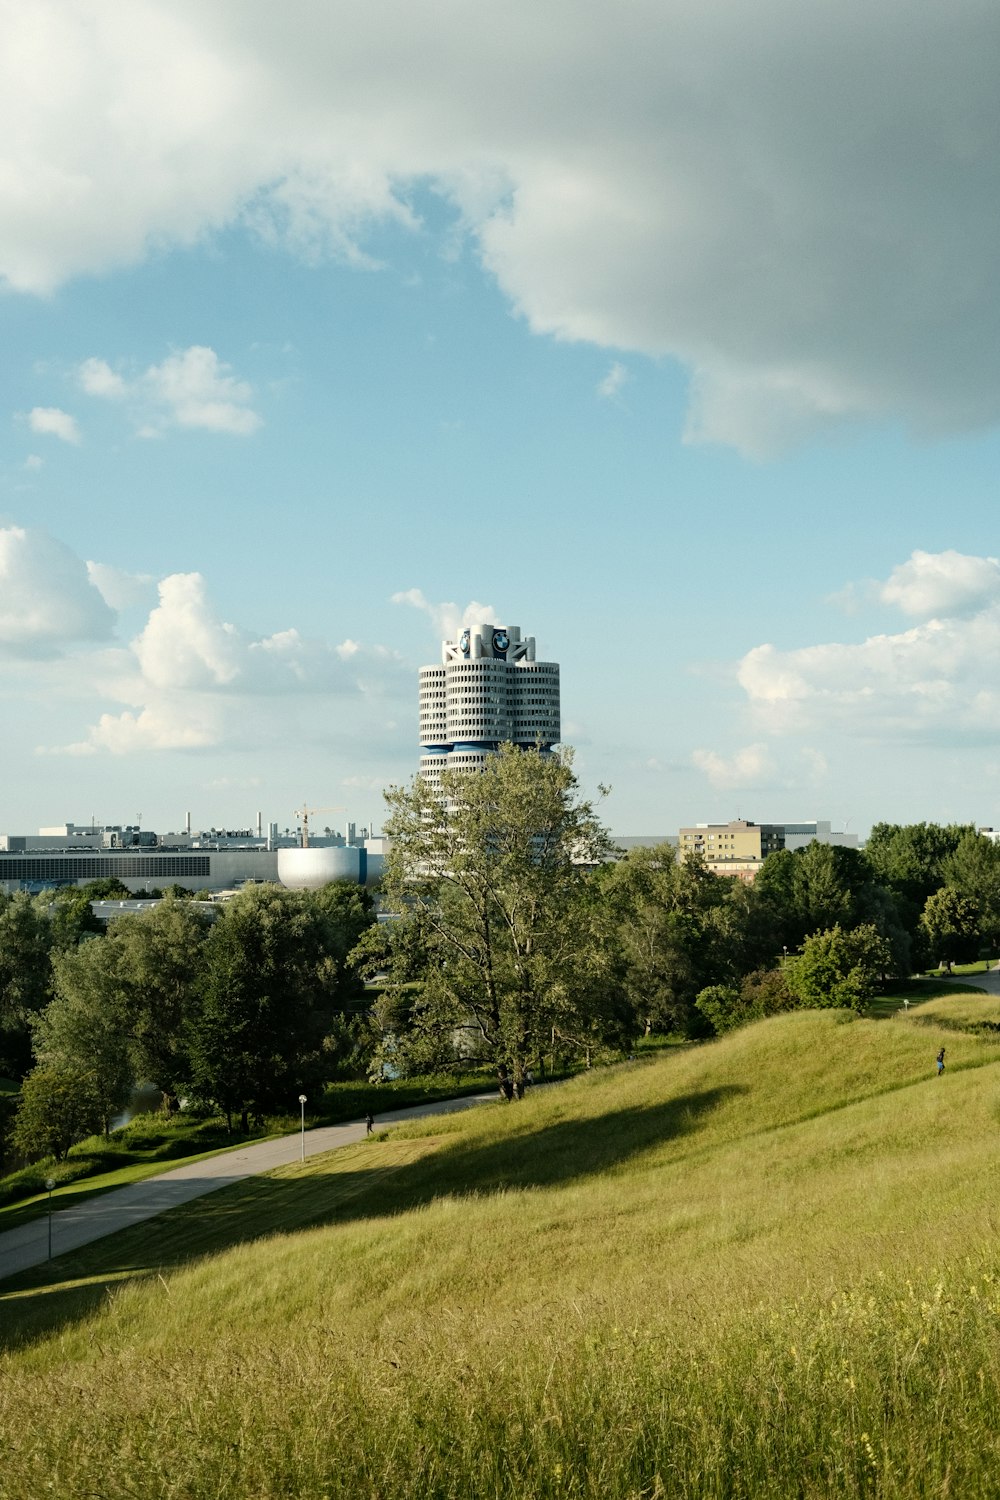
[2,0,1000,839]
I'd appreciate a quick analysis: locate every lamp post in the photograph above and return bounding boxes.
[298,1095,307,1162]
[45,1177,55,1260]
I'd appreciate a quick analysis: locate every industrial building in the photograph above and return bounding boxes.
[0,817,385,895]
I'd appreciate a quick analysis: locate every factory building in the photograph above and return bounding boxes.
[0,818,385,894]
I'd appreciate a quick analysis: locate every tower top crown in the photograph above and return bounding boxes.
[442,623,535,665]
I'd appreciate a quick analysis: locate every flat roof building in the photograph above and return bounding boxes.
[678,819,858,882]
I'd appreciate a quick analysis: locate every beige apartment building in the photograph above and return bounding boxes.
[678,819,784,881]
[677,818,857,882]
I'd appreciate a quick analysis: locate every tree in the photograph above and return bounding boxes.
[368,746,624,1092]
[309,881,377,1012]
[37,943,135,1134]
[0,892,54,1078]
[599,845,754,1034]
[12,1063,103,1162]
[751,843,910,976]
[865,823,972,913]
[786,923,891,1012]
[695,967,799,1035]
[42,887,104,950]
[190,884,349,1131]
[919,888,981,971]
[101,898,211,1110]
[941,832,1000,951]
[75,878,133,901]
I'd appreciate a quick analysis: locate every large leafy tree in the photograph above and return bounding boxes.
[367,746,624,1092]
[599,845,755,1034]
[941,832,1000,950]
[190,884,353,1131]
[34,943,133,1135]
[101,898,211,1109]
[41,887,104,951]
[752,843,910,974]
[0,891,54,1078]
[34,897,211,1112]
[919,888,981,970]
[865,822,973,915]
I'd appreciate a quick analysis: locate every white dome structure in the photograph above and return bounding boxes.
[277,846,366,890]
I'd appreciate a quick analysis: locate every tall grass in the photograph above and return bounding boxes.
[2,1010,999,1498]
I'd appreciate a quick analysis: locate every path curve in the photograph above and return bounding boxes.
[917,969,1000,995]
[0,1091,496,1283]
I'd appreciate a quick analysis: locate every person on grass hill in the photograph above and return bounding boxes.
[936,1047,946,1076]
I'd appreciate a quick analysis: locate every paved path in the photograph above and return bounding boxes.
[0,1091,496,1283]
[918,969,1000,995]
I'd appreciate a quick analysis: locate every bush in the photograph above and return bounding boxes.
[786,924,892,1012]
[12,1064,103,1162]
[695,969,799,1036]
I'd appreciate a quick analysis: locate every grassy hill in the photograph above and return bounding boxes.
[2,1006,1000,1498]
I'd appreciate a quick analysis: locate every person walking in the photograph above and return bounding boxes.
[365,1112,375,1134]
[936,1047,946,1076]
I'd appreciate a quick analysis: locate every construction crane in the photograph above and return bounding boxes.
[292,804,346,849]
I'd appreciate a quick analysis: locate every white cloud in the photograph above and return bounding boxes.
[0,518,410,759]
[597,361,628,400]
[737,553,1000,740]
[27,406,80,443]
[801,747,829,781]
[879,549,1000,619]
[692,743,777,789]
[65,700,222,756]
[78,357,127,399]
[85,561,156,612]
[79,345,261,436]
[2,2,998,451]
[45,566,409,756]
[141,346,260,434]
[0,526,115,654]
[392,588,497,642]
[22,454,43,471]
[134,574,242,690]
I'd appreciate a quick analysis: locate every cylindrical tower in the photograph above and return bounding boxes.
[418,623,560,782]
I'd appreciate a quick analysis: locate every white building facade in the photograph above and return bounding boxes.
[419,623,560,785]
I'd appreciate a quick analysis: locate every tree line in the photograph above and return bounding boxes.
[0,881,375,1163]
[2,749,997,1159]
[356,749,996,1088]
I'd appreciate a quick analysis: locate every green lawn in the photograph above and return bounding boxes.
[865,977,989,1018]
[2,1009,1000,1497]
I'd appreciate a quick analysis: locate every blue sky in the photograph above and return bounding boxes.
[2,0,1000,839]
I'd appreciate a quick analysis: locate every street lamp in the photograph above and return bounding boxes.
[45,1177,55,1260]
[298,1095,307,1162]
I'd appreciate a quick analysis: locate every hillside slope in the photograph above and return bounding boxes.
[2,1009,999,1499]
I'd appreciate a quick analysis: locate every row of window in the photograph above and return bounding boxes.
[0,856,212,879]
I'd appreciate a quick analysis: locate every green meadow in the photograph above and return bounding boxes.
[2,1004,1000,1499]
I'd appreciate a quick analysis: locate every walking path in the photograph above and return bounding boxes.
[920,969,1000,995]
[0,1091,496,1283]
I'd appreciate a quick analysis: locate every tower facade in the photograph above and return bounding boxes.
[419,623,560,786]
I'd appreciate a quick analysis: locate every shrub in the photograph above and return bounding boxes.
[11,1064,103,1162]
